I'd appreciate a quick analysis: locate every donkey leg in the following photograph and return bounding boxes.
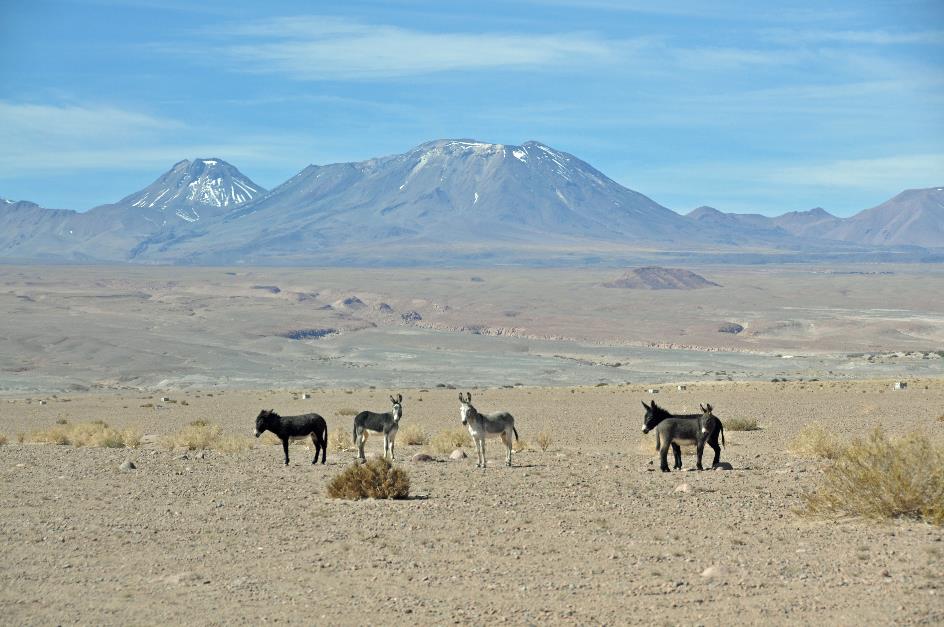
[709,434,721,468]
[671,443,682,470]
[282,438,290,465]
[310,433,318,464]
[659,441,671,472]
[695,441,705,471]
[357,429,366,462]
[505,430,513,466]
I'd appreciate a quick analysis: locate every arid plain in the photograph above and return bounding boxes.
[1,264,943,625]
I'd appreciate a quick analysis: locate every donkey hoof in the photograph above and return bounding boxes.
[661,467,671,473]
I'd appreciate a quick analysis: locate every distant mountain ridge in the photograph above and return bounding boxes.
[1,141,941,265]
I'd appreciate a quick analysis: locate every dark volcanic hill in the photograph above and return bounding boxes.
[602,266,720,289]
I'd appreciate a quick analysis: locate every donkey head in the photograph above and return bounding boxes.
[699,403,715,434]
[255,409,276,437]
[459,392,473,424]
[640,400,666,434]
[390,394,403,422]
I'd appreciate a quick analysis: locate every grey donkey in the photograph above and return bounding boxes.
[352,394,403,462]
[641,400,724,472]
[459,392,519,468]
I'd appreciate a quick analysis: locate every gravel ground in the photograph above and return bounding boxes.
[1,380,942,625]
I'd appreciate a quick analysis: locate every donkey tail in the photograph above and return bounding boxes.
[720,423,726,448]
[512,426,519,441]
[352,424,357,445]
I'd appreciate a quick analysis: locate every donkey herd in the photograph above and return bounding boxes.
[254,393,726,471]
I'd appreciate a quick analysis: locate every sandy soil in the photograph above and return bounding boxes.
[2,264,944,393]
[1,381,942,625]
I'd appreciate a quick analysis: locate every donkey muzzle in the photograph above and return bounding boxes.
[254,430,261,438]
[641,427,649,434]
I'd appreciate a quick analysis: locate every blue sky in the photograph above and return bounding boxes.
[1,0,942,216]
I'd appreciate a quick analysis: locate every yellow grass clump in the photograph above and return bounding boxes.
[162,421,254,452]
[789,423,846,459]
[330,429,354,452]
[0,433,7,446]
[724,417,760,431]
[428,428,472,454]
[803,428,944,525]
[26,420,141,448]
[326,458,410,500]
[336,408,359,416]
[398,424,428,445]
[536,431,552,452]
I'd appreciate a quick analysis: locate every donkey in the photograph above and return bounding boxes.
[352,394,403,462]
[254,409,328,466]
[459,392,519,468]
[640,400,724,472]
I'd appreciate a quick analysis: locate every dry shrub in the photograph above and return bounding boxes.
[26,421,140,448]
[725,417,760,431]
[536,431,552,452]
[336,408,359,416]
[803,428,944,525]
[789,423,846,459]
[513,437,530,452]
[163,423,223,450]
[428,428,472,454]
[215,434,255,453]
[398,424,428,445]
[0,434,7,446]
[938,413,944,423]
[326,458,410,500]
[330,429,354,452]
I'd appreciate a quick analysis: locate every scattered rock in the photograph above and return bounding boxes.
[377,303,394,313]
[411,453,434,462]
[701,565,724,579]
[674,483,692,493]
[119,460,136,471]
[449,449,467,460]
[401,310,422,322]
[718,322,744,334]
[713,462,734,470]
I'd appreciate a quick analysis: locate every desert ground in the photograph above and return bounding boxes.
[1,264,943,393]
[1,381,943,625]
[1,264,943,624]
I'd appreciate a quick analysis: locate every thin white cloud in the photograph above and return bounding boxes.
[198,16,615,80]
[0,101,305,176]
[764,28,944,46]
[771,154,944,189]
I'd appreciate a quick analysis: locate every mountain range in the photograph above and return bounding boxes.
[1,140,941,265]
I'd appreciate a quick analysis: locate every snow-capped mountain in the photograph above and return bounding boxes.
[144,139,699,264]
[99,158,264,226]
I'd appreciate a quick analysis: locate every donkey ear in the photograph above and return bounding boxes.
[700,404,706,412]
[641,401,650,410]
[706,403,713,412]
[390,395,395,403]
[397,393,403,403]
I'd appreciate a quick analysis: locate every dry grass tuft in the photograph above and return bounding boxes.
[789,423,846,459]
[0,434,7,446]
[326,458,410,500]
[803,428,944,525]
[536,431,552,452]
[428,428,472,454]
[26,421,140,448]
[938,413,944,423]
[336,407,359,416]
[162,423,254,452]
[330,429,354,452]
[725,417,761,431]
[163,423,223,450]
[513,437,530,452]
[398,424,428,445]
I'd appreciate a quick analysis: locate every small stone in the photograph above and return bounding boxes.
[674,483,692,493]
[119,460,136,471]
[411,453,434,462]
[701,566,724,578]
[449,449,467,460]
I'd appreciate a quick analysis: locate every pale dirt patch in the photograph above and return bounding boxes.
[1,381,942,624]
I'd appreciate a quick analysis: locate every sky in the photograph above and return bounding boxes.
[1,0,942,216]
